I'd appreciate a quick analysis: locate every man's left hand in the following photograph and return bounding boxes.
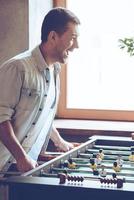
[56,139,80,152]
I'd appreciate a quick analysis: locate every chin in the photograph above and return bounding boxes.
[63,57,68,64]
[59,58,68,64]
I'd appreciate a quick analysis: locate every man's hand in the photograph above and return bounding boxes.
[16,155,38,172]
[56,139,74,152]
[50,125,80,152]
[55,138,80,152]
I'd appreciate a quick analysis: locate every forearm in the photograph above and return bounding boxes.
[50,124,74,152]
[50,124,63,146]
[0,120,27,162]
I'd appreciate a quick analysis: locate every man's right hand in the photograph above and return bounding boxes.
[16,155,38,172]
[0,121,38,173]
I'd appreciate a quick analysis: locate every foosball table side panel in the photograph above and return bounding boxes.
[6,181,134,200]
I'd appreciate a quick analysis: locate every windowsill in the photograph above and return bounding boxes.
[54,119,134,132]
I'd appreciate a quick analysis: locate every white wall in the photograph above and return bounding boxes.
[0,0,52,65]
[29,0,53,50]
[0,0,29,65]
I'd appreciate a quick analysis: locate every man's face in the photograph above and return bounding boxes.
[53,22,79,64]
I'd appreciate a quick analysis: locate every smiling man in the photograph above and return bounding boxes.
[40,8,79,64]
[0,7,80,173]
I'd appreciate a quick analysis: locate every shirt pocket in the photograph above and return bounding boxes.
[17,88,41,111]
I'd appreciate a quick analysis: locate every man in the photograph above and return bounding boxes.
[0,7,80,173]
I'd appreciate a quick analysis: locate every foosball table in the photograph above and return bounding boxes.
[0,135,134,200]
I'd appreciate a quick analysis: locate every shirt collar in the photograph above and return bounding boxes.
[32,45,48,72]
[32,45,61,74]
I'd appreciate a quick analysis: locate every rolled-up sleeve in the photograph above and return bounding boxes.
[0,61,23,123]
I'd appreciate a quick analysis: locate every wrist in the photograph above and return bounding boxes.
[53,137,63,147]
[15,150,27,162]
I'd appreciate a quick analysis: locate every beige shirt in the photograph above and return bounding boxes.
[0,46,60,170]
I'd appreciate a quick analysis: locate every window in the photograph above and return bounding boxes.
[56,0,134,121]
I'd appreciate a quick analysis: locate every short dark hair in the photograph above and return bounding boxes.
[41,7,80,43]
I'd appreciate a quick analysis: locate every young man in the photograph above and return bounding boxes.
[0,7,80,172]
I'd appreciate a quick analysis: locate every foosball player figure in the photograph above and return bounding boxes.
[98,149,104,160]
[113,161,121,172]
[112,173,117,179]
[90,158,99,175]
[99,165,107,177]
[130,146,134,151]
[62,160,69,168]
[129,151,134,162]
[90,158,97,170]
[68,158,76,169]
[92,153,96,160]
[95,153,102,165]
[116,154,123,167]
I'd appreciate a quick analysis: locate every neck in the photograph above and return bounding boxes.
[39,43,53,67]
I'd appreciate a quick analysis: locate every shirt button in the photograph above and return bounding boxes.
[39,108,42,111]
[44,94,47,97]
[32,122,36,125]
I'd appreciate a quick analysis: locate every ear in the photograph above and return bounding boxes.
[48,31,59,42]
